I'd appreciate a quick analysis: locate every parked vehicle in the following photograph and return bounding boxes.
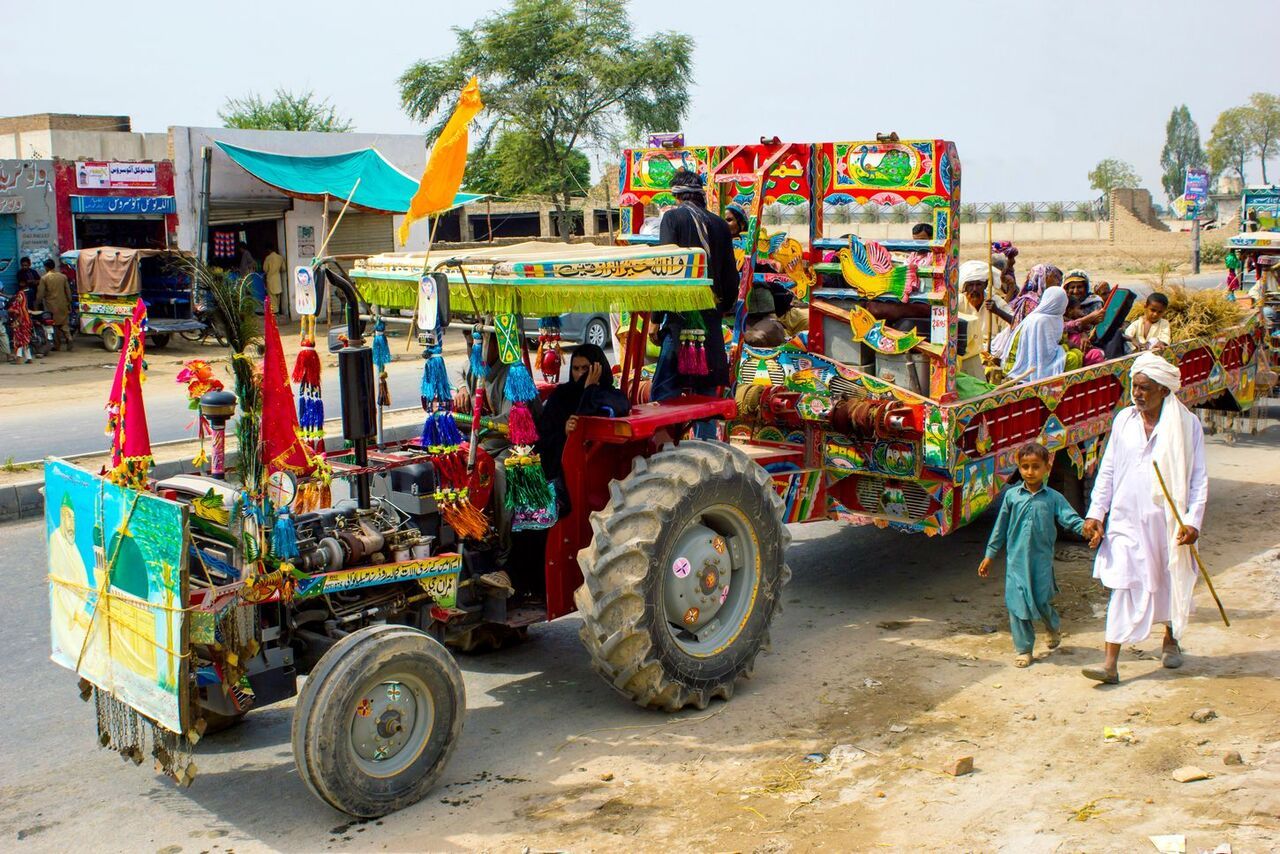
[521,312,612,348]
[61,248,206,351]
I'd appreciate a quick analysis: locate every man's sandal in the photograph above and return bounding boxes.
[1015,653,1033,668]
[1161,644,1183,669]
[1047,628,1062,650]
[1081,667,1120,684]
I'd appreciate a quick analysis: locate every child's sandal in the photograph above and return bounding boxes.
[1014,653,1033,668]
[1047,629,1062,650]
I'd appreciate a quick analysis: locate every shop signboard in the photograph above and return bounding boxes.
[76,161,158,189]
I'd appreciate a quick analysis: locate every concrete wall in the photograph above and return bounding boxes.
[0,129,167,160]
[0,159,58,268]
[169,126,431,253]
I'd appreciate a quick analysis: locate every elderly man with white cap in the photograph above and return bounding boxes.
[1081,352,1208,684]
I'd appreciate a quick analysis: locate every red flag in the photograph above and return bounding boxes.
[261,301,316,476]
[105,299,152,488]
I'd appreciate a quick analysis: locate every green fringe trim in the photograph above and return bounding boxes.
[351,273,715,316]
[503,458,554,510]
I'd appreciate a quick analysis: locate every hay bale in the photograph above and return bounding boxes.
[1125,285,1247,340]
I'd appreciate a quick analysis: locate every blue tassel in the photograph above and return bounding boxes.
[272,508,299,560]
[419,416,435,448]
[505,361,538,403]
[469,331,486,382]
[433,409,464,447]
[372,320,392,371]
[420,345,452,403]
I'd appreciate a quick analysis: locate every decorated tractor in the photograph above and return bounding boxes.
[47,136,1266,821]
[47,241,788,819]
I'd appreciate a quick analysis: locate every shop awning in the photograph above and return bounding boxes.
[216,141,483,215]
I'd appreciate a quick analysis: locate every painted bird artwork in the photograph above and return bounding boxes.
[192,488,231,526]
[838,236,907,299]
[848,304,921,355]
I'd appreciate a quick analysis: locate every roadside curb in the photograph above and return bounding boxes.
[0,420,422,525]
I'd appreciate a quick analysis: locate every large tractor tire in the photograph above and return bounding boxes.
[291,624,465,817]
[575,440,790,711]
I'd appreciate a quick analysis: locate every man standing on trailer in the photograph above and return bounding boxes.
[650,169,736,436]
[1081,352,1208,684]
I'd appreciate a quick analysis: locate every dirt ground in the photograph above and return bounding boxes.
[408,425,1280,854]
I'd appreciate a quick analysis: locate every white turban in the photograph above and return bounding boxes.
[1130,351,1181,392]
[958,260,995,287]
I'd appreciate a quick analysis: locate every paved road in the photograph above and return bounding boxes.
[0,511,892,852]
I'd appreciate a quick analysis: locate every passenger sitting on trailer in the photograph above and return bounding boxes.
[957,260,1012,378]
[453,332,543,595]
[1062,270,1105,368]
[904,223,938,300]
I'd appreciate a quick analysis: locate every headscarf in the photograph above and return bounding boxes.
[1130,351,1199,640]
[562,343,614,406]
[725,203,748,231]
[958,260,996,289]
[1005,286,1067,381]
[991,240,1018,263]
[671,168,706,203]
[1009,263,1062,322]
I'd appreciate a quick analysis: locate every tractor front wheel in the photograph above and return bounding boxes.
[291,624,465,817]
[575,441,790,711]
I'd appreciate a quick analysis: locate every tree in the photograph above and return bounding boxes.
[398,0,693,238]
[219,89,353,132]
[1207,106,1254,184]
[1159,105,1207,202]
[464,130,591,199]
[1244,92,1280,183]
[1088,158,1140,195]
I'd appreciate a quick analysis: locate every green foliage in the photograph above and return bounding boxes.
[1244,92,1280,183]
[859,205,882,224]
[889,203,910,224]
[1088,158,1140,194]
[218,89,353,132]
[1045,202,1066,222]
[960,203,978,224]
[1073,203,1096,222]
[1200,241,1227,264]
[989,202,1008,224]
[1159,105,1207,203]
[1208,106,1254,183]
[399,0,694,237]
[464,130,591,198]
[1015,202,1036,223]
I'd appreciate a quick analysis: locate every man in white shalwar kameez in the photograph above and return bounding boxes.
[1081,351,1208,684]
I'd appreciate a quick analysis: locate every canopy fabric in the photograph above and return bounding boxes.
[71,248,176,295]
[351,241,716,315]
[216,141,483,215]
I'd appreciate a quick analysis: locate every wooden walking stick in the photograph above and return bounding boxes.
[985,219,995,354]
[1152,460,1229,627]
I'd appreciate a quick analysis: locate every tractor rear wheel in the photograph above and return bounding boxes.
[291,624,465,817]
[574,440,790,711]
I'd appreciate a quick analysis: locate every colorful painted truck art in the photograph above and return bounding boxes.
[619,139,1264,536]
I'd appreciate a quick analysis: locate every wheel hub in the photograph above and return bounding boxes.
[351,681,418,763]
[664,525,733,635]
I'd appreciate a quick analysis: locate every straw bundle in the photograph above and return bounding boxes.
[1126,285,1247,340]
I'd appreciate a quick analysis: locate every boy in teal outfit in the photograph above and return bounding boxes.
[979,443,1101,667]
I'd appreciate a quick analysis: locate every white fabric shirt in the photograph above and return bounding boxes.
[1124,316,1171,349]
[1087,406,1207,592]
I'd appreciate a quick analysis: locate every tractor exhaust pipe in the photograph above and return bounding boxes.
[320,262,375,510]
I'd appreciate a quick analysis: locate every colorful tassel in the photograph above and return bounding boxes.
[436,489,491,541]
[503,452,557,531]
[292,336,325,453]
[271,508,299,560]
[378,370,391,407]
[420,344,452,403]
[371,318,392,371]
[508,402,539,445]
[421,408,465,450]
[469,329,486,382]
[504,361,538,404]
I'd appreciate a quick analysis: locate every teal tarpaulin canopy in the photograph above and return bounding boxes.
[216,141,483,215]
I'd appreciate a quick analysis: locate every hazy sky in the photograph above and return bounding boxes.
[7,0,1279,202]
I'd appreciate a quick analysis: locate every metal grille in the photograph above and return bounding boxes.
[854,475,934,521]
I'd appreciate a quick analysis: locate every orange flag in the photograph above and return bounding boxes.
[398,77,484,245]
